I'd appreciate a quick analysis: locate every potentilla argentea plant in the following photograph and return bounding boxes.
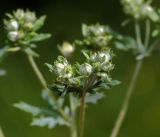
[0,9,120,137]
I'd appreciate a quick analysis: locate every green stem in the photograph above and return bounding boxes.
[79,90,87,137]
[147,39,160,54]
[109,60,143,137]
[27,54,67,120]
[135,22,143,51]
[69,94,78,137]
[144,20,150,48]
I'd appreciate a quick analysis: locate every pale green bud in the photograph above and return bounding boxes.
[7,31,19,42]
[79,63,93,75]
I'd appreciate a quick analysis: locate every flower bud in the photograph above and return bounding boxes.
[55,63,66,74]
[7,20,19,30]
[58,42,74,57]
[24,11,36,23]
[79,63,92,75]
[14,9,25,20]
[98,51,111,62]
[7,31,19,42]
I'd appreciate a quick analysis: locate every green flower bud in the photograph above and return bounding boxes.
[6,20,19,30]
[24,11,36,23]
[7,31,19,42]
[14,9,25,20]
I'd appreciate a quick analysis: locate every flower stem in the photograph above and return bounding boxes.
[27,54,67,120]
[69,94,78,137]
[79,90,87,137]
[135,22,143,51]
[109,60,143,137]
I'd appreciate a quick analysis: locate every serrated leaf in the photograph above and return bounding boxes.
[33,15,46,31]
[85,92,105,104]
[30,33,51,42]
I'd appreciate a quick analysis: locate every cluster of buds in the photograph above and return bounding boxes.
[46,48,115,96]
[121,0,159,22]
[75,24,113,50]
[3,9,51,57]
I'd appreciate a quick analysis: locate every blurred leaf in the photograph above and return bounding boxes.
[108,80,121,86]
[85,92,105,104]
[14,101,58,117]
[0,69,6,76]
[31,117,58,129]
[33,15,46,31]
[0,127,5,137]
[0,46,8,62]
[30,33,51,42]
[31,116,69,129]
[147,6,159,22]
[41,90,55,108]
[24,48,39,57]
[114,36,136,52]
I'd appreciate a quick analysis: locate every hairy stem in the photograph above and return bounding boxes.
[79,90,87,137]
[27,54,67,120]
[109,60,143,137]
[69,94,78,137]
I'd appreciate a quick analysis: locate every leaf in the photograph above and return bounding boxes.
[14,101,58,117]
[0,69,6,76]
[24,48,39,57]
[31,116,70,129]
[108,80,121,86]
[114,36,136,52]
[14,102,42,116]
[45,63,53,72]
[41,90,55,108]
[30,33,51,42]
[0,127,5,137]
[146,6,159,22]
[0,46,8,62]
[31,117,58,129]
[33,15,46,31]
[85,92,105,104]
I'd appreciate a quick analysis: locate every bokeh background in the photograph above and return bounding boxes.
[0,0,160,137]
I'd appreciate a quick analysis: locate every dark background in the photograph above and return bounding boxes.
[0,0,160,137]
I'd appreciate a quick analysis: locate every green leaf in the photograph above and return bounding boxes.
[108,80,121,86]
[33,15,46,31]
[41,90,55,108]
[0,69,6,76]
[147,6,159,22]
[0,46,8,62]
[85,92,105,104]
[24,48,39,57]
[31,117,58,129]
[30,33,51,42]
[14,102,42,116]
[14,101,58,117]
[31,116,69,129]
[45,63,54,72]
[114,36,136,52]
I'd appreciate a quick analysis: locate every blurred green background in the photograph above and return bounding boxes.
[0,0,160,137]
